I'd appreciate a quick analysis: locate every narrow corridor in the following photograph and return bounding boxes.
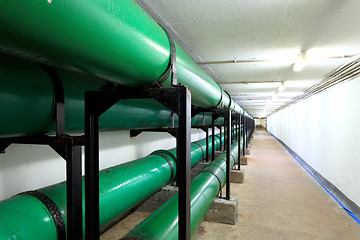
[194,129,360,239]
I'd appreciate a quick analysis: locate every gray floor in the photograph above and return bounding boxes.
[102,129,360,239]
[194,129,360,240]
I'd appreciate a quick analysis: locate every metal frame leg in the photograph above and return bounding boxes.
[50,138,84,240]
[205,127,209,162]
[242,115,246,157]
[219,126,222,151]
[85,99,100,240]
[237,115,241,171]
[245,117,249,149]
[224,123,227,152]
[67,145,83,240]
[212,115,215,162]
[177,87,191,240]
[226,109,231,200]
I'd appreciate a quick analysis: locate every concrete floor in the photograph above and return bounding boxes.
[102,129,360,239]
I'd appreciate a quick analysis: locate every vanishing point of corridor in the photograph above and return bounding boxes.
[194,129,360,239]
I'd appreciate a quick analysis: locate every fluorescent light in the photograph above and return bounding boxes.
[294,51,306,72]
[278,82,285,92]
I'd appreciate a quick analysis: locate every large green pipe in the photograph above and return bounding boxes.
[124,140,241,240]
[0,1,251,115]
[0,54,227,138]
[0,133,224,239]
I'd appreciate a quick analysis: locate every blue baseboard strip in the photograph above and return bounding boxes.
[268,131,360,225]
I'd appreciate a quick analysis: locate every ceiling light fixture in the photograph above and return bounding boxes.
[294,51,306,72]
[278,81,286,92]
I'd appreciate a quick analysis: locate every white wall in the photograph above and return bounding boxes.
[267,77,360,207]
[0,128,209,201]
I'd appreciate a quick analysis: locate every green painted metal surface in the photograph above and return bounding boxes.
[124,140,241,240]
[0,0,222,109]
[0,55,228,138]
[0,0,170,87]
[0,194,57,239]
[0,1,251,117]
[162,45,222,107]
[0,134,223,239]
[0,1,254,238]
[40,153,176,238]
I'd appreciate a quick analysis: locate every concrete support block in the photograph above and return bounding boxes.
[235,156,248,165]
[240,156,247,165]
[137,185,239,225]
[205,197,238,225]
[230,169,245,183]
[245,148,251,155]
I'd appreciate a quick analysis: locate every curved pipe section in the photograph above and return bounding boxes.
[124,141,241,240]
[0,134,224,239]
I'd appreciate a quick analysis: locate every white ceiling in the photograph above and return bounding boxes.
[137,0,360,118]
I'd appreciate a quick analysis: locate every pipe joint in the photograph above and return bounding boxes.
[20,190,66,240]
[192,142,205,159]
[151,150,176,181]
[201,164,226,188]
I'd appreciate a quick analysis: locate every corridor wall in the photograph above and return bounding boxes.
[0,129,210,201]
[267,77,360,216]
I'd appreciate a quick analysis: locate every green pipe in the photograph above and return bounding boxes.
[0,1,251,115]
[0,54,243,137]
[0,1,218,108]
[124,140,241,240]
[0,133,224,239]
[0,54,227,138]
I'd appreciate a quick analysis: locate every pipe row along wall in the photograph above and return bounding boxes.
[0,132,242,239]
[124,140,241,240]
[0,1,252,135]
[0,0,255,239]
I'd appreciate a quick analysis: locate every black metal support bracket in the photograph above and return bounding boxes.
[212,109,231,200]
[236,114,241,171]
[41,64,66,136]
[242,115,246,157]
[50,137,83,240]
[0,66,83,240]
[130,127,177,138]
[225,110,231,200]
[245,117,250,149]
[191,107,222,162]
[211,113,220,162]
[84,84,191,240]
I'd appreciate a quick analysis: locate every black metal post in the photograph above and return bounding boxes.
[177,87,191,240]
[212,114,215,162]
[237,115,241,170]
[224,123,227,153]
[219,126,222,151]
[226,109,231,200]
[205,127,209,162]
[43,65,83,239]
[242,115,246,157]
[85,94,100,240]
[67,145,83,240]
[246,118,249,149]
